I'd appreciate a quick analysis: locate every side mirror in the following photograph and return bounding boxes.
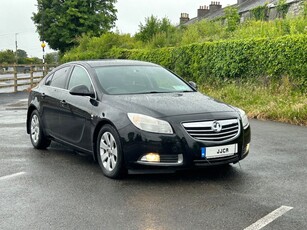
[188,81,198,90]
[69,85,95,97]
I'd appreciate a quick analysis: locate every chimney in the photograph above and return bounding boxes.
[197,5,210,18]
[180,13,190,25]
[209,1,222,13]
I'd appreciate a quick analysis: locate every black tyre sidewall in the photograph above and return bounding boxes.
[97,124,124,179]
[29,110,50,149]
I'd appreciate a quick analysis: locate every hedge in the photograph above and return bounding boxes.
[62,34,307,83]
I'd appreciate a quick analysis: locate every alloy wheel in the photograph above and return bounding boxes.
[99,132,118,172]
[31,114,40,144]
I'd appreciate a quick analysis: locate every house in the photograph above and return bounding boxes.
[179,0,303,25]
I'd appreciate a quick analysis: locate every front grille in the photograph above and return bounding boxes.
[182,119,240,143]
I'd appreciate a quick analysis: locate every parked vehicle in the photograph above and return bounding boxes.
[27,60,251,178]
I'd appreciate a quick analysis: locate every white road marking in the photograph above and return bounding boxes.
[0,172,26,181]
[244,205,293,230]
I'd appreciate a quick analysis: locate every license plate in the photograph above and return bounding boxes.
[201,144,238,159]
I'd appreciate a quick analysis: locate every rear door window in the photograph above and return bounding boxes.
[49,66,70,89]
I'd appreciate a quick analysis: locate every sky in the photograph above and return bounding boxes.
[0,0,236,58]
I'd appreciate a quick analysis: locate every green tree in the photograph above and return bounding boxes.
[224,6,240,32]
[0,50,15,64]
[32,0,117,53]
[135,16,175,43]
[16,49,28,59]
[62,32,141,61]
[24,57,42,64]
[45,52,59,64]
[16,49,28,64]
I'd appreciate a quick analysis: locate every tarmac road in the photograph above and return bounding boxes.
[0,91,29,105]
[0,93,306,230]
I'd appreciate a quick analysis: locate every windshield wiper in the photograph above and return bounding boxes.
[132,91,166,94]
[132,90,194,95]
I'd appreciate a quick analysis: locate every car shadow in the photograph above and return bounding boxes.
[125,165,244,183]
[43,142,247,184]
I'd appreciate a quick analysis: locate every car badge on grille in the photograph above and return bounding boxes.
[211,121,222,132]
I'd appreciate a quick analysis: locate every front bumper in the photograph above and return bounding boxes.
[119,120,251,171]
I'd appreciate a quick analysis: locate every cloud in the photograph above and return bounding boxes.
[0,0,237,57]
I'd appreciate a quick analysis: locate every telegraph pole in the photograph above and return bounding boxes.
[15,33,18,64]
[40,2,45,65]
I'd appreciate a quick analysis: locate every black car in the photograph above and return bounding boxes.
[27,60,251,178]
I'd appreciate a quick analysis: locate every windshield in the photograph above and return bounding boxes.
[94,65,194,95]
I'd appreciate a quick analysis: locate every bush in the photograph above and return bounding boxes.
[107,35,306,88]
[62,33,140,62]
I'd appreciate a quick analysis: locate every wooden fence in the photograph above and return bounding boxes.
[0,64,57,93]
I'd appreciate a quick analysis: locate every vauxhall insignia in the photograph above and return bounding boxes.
[26,60,251,179]
[211,121,222,132]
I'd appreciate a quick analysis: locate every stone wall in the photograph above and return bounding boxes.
[240,0,303,22]
[286,1,302,17]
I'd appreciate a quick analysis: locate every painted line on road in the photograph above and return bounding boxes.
[0,172,26,181]
[244,205,293,230]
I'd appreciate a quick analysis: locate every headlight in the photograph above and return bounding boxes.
[127,113,173,134]
[238,108,249,129]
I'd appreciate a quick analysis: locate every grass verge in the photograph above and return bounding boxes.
[199,76,307,126]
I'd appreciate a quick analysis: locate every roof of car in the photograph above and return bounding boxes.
[68,59,159,67]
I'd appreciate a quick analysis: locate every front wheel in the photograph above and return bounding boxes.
[97,125,125,179]
[29,110,51,149]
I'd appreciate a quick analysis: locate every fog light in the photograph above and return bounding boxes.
[245,143,250,154]
[141,153,160,162]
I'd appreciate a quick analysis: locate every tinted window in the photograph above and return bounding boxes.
[94,66,193,95]
[68,66,92,91]
[49,66,70,89]
[45,73,54,86]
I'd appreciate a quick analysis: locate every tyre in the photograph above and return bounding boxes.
[97,124,125,179]
[29,110,51,149]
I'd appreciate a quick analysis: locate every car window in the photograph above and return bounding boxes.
[94,66,193,95]
[45,73,54,86]
[68,66,92,91]
[148,68,190,91]
[49,66,70,89]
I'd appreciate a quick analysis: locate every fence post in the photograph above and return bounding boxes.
[13,64,17,93]
[30,66,34,89]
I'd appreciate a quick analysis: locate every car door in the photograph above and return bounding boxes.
[40,66,71,138]
[59,65,96,151]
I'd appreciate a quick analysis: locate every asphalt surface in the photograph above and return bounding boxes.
[0,93,306,229]
[0,91,29,105]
